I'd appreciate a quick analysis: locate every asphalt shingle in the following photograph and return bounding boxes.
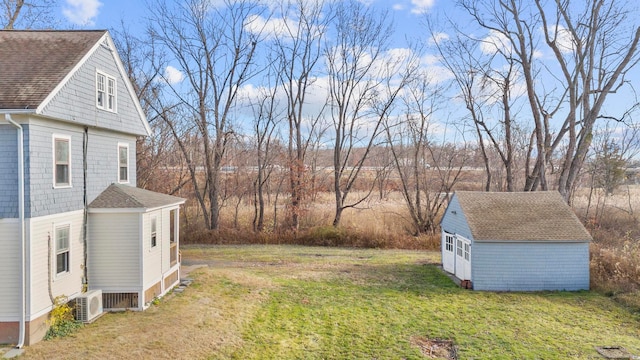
[89,183,185,209]
[0,30,106,109]
[454,191,592,242]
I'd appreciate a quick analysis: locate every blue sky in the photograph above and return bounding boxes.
[55,0,441,42]
[52,0,640,143]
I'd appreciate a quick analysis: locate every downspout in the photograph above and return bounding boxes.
[5,114,26,348]
[82,127,88,291]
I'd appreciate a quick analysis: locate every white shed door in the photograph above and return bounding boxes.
[455,236,471,281]
[442,232,455,273]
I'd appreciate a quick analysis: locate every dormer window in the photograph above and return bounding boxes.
[97,71,116,112]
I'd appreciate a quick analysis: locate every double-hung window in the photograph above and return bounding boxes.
[97,71,116,112]
[55,224,70,275]
[118,143,129,183]
[53,135,71,187]
[151,216,157,248]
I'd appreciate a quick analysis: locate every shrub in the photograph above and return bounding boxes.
[45,295,82,340]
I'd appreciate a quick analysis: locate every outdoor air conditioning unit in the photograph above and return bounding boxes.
[76,290,103,323]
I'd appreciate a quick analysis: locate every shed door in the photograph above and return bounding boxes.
[455,236,471,281]
[442,232,455,273]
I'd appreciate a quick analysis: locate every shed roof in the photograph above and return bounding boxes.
[453,191,592,242]
[0,30,106,110]
[89,184,185,210]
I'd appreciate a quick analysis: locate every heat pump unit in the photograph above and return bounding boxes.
[76,290,103,323]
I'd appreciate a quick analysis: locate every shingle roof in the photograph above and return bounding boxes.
[89,184,185,210]
[454,191,592,242]
[0,30,106,109]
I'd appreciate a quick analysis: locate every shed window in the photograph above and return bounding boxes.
[464,242,470,261]
[444,233,454,252]
[456,239,463,257]
[55,224,70,275]
[53,136,71,187]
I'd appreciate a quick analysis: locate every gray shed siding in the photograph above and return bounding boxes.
[440,195,473,240]
[39,39,148,136]
[25,121,137,218]
[0,125,19,218]
[471,241,590,291]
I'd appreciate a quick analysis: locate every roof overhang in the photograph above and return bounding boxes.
[88,201,185,214]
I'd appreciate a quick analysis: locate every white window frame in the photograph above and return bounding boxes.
[54,223,71,277]
[150,216,158,248]
[52,134,72,188]
[444,232,455,253]
[96,70,117,112]
[118,143,129,183]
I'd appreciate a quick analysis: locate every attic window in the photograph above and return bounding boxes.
[97,71,117,112]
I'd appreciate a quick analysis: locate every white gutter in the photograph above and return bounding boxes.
[5,114,26,348]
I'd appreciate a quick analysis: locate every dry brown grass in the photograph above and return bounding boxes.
[183,191,440,250]
[572,186,640,309]
[184,187,640,307]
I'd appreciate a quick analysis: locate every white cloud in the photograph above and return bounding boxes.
[428,32,449,46]
[245,14,291,39]
[164,66,184,85]
[480,29,512,55]
[63,0,102,26]
[410,0,435,14]
[392,4,405,11]
[547,24,576,53]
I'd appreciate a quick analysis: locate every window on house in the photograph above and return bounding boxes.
[97,71,116,112]
[464,243,470,261]
[118,144,129,183]
[54,136,70,187]
[456,239,463,257]
[97,73,105,108]
[55,225,70,275]
[151,216,157,248]
[107,77,116,111]
[169,209,176,244]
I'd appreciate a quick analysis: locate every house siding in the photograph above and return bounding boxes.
[0,220,20,320]
[28,211,85,317]
[39,39,148,136]
[87,212,141,291]
[472,241,590,291]
[142,211,164,301]
[25,120,137,218]
[0,125,19,218]
[440,195,474,240]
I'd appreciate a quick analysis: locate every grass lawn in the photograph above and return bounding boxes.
[20,245,640,359]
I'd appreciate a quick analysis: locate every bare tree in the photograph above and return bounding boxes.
[149,0,262,230]
[385,70,467,235]
[458,0,640,202]
[272,0,330,231]
[250,80,282,232]
[2,0,57,29]
[432,29,520,191]
[326,0,415,227]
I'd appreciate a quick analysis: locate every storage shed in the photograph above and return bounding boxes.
[440,191,591,291]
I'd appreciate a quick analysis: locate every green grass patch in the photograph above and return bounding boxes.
[22,245,640,359]
[183,246,640,359]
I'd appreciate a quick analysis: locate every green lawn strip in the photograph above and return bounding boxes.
[182,245,439,266]
[223,262,640,359]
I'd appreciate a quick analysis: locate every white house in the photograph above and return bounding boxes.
[0,30,185,346]
[440,191,591,291]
